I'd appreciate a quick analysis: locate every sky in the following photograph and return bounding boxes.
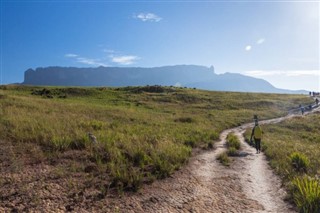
[1,0,319,91]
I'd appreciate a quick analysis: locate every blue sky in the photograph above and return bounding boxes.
[1,1,319,91]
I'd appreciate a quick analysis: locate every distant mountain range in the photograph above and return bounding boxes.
[23,65,306,94]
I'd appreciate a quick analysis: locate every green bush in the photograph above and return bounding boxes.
[108,162,143,192]
[226,133,241,150]
[174,117,194,123]
[217,152,230,166]
[292,176,320,213]
[227,147,238,156]
[290,152,310,173]
[207,141,214,149]
[184,140,196,148]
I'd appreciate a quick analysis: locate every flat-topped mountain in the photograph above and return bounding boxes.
[23,65,304,94]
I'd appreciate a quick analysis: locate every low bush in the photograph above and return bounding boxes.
[227,147,238,156]
[217,152,230,166]
[290,152,310,173]
[226,133,241,150]
[174,117,194,123]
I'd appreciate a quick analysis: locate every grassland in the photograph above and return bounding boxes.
[244,112,320,212]
[0,85,313,192]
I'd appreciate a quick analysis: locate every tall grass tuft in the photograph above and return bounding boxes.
[227,147,238,156]
[292,176,320,213]
[226,133,241,150]
[217,152,230,166]
[290,152,310,173]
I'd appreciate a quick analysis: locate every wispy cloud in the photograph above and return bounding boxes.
[244,38,265,51]
[65,54,107,67]
[256,38,265,45]
[244,70,320,77]
[134,13,162,22]
[110,55,140,65]
[245,45,252,51]
[76,57,107,67]
[65,53,78,58]
[103,49,115,53]
[65,50,141,66]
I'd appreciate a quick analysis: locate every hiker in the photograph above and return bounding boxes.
[300,105,305,115]
[316,98,319,106]
[250,117,263,154]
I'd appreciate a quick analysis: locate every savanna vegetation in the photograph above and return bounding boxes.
[0,85,313,193]
[244,112,320,212]
[226,133,241,156]
[217,132,242,166]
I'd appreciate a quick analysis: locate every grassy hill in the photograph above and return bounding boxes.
[0,85,313,193]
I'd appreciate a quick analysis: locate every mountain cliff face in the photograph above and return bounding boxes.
[24,65,215,87]
[23,65,299,93]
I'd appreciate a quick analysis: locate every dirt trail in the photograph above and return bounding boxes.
[98,108,320,213]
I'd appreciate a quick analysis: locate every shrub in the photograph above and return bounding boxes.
[226,133,241,150]
[261,143,268,152]
[292,176,320,213]
[207,141,214,149]
[227,147,238,156]
[109,162,143,192]
[184,140,196,148]
[132,150,150,167]
[174,117,194,123]
[290,152,310,173]
[80,120,105,131]
[217,152,230,166]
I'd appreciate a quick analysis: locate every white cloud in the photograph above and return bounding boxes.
[65,53,78,58]
[244,70,320,91]
[103,49,115,53]
[65,51,141,66]
[65,53,107,67]
[245,45,252,51]
[256,38,265,45]
[76,57,107,67]
[110,55,140,65]
[174,82,182,87]
[244,70,320,77]
[134,13,162,22]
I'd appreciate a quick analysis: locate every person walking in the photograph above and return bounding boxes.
[250,117,263,154]
[300,105,305,115]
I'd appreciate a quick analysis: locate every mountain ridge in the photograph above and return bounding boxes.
[23,65,306,94]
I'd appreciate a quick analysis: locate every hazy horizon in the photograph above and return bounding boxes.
[1,1,319,91]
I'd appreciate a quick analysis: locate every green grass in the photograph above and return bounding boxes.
[217,152,231,166]
[225,133,241,157]
[227,147,238,157]
[244,112,320,212]
[0,85,313,191]
[290,152,310,173]
[292,176,320,213]
[226,133,241,150]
